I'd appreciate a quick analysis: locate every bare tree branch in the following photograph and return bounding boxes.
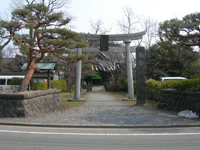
[89,19,111,35]
[141,17,158,49]
[117,6,139,34]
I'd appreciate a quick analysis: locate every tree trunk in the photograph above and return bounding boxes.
[19,60,38,92]
[19,68,35,92]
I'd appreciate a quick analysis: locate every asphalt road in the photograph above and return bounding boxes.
[0,125,200,150]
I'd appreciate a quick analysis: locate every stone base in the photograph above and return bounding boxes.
[68,98,85,102]
[0,89,62,118]
[122,98,136,101]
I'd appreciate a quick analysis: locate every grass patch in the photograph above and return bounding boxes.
[140,100,160,109]
[59,92,87,110]
[106,92,136,105]
[106,92,159,108]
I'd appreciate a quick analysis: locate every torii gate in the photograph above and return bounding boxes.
[68,31,146,105]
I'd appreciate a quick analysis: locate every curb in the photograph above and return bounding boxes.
[1,122,200,128]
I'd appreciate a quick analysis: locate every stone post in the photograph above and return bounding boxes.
[136,47,145,104]
[68,48,85,101]
[122,40,134,101]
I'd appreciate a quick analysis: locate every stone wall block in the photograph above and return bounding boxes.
[22,99,29,105]
[14,106,25,116]
[3,112,10,117]
[179,99,185,107]
[10,112,18,118]
[175,99,181,106]
[6,100,13,107]
[17,100,24,106]
[194,102,200,113]
[0,89,62,118]
[2,100,8,107]
[158,102,166,108]
[7,105,15,115]
[160,90,200,114]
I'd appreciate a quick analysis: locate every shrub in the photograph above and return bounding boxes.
[162,80,178,89]
[50,80,67,92]
[174,78,200,91]
[10,77,23,85]
[105,78,200,101]
[145,78,162,101]
[105,79,136,93]
[120,79,128,91]
[104,82,121,91]
[33,82,47,90]
[33,80,67,91]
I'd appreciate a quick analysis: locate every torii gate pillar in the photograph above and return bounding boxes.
[122,40,134,101]
[68,48,85,101]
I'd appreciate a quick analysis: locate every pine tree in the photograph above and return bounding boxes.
[11,0,88,91]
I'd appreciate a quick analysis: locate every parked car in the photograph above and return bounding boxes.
[0,76,24,93]
[33,79,48,82]
[160,77,187,82]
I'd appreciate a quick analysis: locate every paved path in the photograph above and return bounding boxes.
[0,90,200,127]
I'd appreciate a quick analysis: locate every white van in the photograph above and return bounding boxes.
[33,79,48,82]
[160,77,187,82]
[0,76,24,93]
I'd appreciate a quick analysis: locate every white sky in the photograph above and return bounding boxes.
[69,0,200,33]
[0,0,200,34]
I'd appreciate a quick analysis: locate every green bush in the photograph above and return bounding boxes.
[33,82,47,90]
[120,79,128,91]
[174,78,200,91]
[104,82,121,91]
[9,77,23,85]
[50,80,67,92]
[145,78,162,101]
[161,80,178,89]
[146,78,200,101]
[104,78,200,101]
[105,79,136,93]
[33,80,67,91]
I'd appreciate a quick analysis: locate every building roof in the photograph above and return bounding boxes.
[21,62,57,70]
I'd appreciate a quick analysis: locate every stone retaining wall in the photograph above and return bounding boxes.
[159,89,200,114]
[0,89,62,118]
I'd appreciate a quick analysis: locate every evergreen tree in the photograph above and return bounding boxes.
[0,20,22,72]
[11,0,88,91]
[146,12,200,80]
[159,12,200,49]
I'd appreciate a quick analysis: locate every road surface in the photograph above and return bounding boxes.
[0,125,200,150]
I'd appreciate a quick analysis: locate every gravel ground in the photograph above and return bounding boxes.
[0,91,200,127]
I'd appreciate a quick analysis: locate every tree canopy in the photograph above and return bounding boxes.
[12,2,88,61]
[146,12,200,80]
[146,41,199,80]
[10,0,88,91]
[0,19,22,72]
[159,12,200,49]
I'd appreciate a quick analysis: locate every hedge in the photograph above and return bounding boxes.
[146,78,200,101]
[105,78,200,101]
[50,80,67,91]
[33,80,67,92]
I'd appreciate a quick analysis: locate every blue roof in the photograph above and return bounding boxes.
[21,62,56,70]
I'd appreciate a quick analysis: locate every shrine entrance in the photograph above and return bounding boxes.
[68,31,146,105]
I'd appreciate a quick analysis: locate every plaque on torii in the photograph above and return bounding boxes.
[68,31,146,103]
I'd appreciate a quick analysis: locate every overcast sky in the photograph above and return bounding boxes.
[0,0,200,34]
